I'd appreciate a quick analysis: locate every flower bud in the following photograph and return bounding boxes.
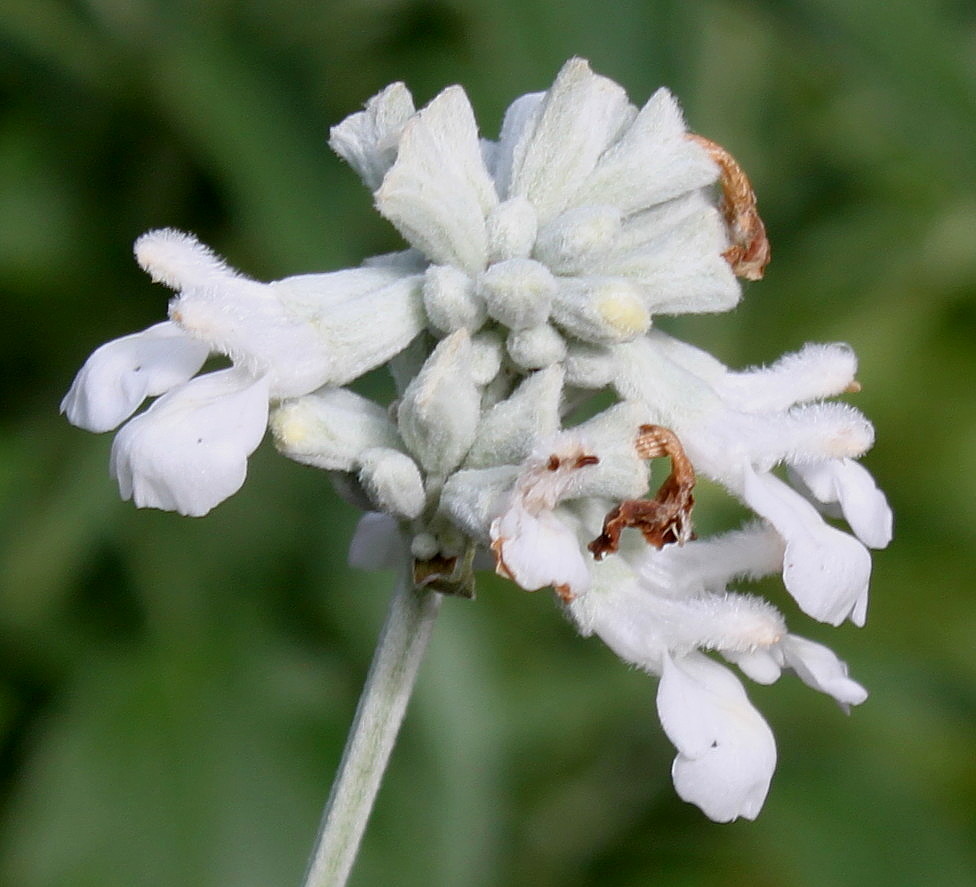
[270,388,400,471]
[397,329,480,477]
[358,447,426,519]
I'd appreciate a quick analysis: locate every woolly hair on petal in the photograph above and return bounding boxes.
[328,81,416,191]
[657,652,776,822]
[568,555,786,667]
[718,343,860,412]
[60,322,209,432]
[570,87,719,215]
[506,58,634,224]
[376,86,498,273]
[109,368,270,517]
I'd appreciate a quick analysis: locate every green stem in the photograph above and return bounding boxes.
[302,570,442,887]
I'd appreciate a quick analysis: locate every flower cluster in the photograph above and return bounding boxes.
[62,59,891,821]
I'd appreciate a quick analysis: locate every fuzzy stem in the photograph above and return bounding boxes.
[302,570,442,887]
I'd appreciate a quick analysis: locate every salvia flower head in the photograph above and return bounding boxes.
[62,58,891,821]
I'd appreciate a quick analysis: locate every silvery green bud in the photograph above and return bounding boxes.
[506,323,567,370]
[358,447,426,519]
[423,264,487,334]
[397,329,480,477]
[465,365,564,468]
[478,258,556,330]
[551,277,651,344]
[270,388,400,471]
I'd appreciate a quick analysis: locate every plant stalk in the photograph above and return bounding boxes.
[302,571,441,887]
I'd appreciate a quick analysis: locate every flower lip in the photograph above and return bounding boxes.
[61,321,209,433]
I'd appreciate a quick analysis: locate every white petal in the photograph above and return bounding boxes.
[657,652,776,822]
[376,86,498,272]
[61,322,209,432]
[572,88,719,215]
[109,369,269,517]
[725,648,783,685]
[633,522,784,595]
[328,82,416,191]
[778,635,868,708]
[490,502,590,595]
[719,402,874,475]
[790,458,893,549]
[742,468,871,626]
[142,230,426,396]
[718,343,860,412]
[273,269,424,390]
[135,228,236,291]
[349,511,406,570]
[507,58,634,225]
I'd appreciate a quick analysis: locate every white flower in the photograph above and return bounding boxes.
[611,330,891,626]
[562,519,870,820]
[63,229,425,515]
[64,59,890,822]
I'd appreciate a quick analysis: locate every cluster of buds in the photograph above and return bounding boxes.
[62,59,891,821]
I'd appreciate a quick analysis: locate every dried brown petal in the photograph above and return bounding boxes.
[588,425,696,559]
[688,133,770,281]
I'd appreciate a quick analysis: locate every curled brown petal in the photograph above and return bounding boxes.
[688,133,770,281]
[588,425,696,559]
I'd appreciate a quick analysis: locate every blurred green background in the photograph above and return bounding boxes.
[2,0,975,885]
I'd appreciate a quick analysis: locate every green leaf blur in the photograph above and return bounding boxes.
[1,1,974,885]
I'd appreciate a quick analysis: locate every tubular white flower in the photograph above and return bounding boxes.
[109,368,270,517]
[611,333,885,627]
[138,229,426,397]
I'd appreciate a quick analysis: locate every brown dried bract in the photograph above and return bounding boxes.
[413,550,476,598]
[687,133,770,281]
[588,425,696,560]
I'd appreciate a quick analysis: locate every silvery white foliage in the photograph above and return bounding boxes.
[63,58,892,822]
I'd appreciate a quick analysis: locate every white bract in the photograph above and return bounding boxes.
[62,58,891,820]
